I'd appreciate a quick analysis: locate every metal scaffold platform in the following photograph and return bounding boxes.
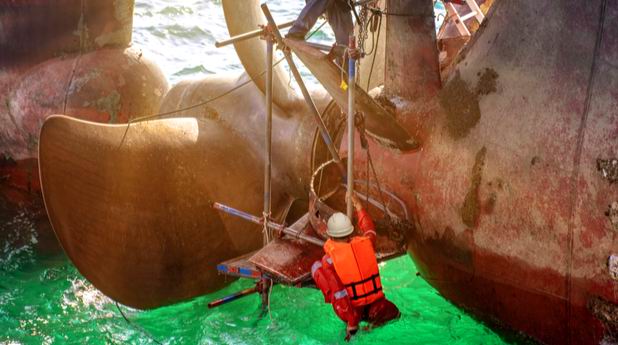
[208,2,412,311]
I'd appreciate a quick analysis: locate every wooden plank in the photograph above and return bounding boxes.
[465,0,486,23]
[447,3,472,36]
[249,214,324,284]
[249,210,407,284]
[284,38,420,152]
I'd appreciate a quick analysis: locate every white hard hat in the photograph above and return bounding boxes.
[327,212,354,238]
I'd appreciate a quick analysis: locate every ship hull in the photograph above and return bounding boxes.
[383,0,618,343]
[409,237,606,344]
[0,1,168,241]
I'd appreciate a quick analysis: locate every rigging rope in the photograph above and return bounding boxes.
[115,302,163,345]
[355,113,392,224]
[350,1,393,223]
[120,20,328,146]
[365,13,382,89]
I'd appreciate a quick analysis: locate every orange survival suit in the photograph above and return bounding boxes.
[311,208,400,338]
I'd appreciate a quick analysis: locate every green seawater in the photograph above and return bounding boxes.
[0,247,515,344]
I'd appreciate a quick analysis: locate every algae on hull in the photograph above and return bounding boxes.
[439,72,482,139]
[439,68,499,140]
[460,146,487,228]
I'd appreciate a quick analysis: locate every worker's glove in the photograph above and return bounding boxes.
[350,194,363,211]
[327,44,346,61]
[345,325,358,342]
[349,48,362,60]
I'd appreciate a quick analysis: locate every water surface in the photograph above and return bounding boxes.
[0,250,510,344]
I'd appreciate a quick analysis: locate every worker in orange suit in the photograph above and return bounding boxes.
[311,195,400,341]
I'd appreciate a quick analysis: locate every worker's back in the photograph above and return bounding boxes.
[311,197,400,341]
[324,236,384,306]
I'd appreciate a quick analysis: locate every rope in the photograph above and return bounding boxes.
[366,144,391,223]
[262,211,271,245]
[115,302,163,345]
[120,20,328,146]
[128,69,276,123]
[365,10,382,90]
[340,47,349,86]
[316,109,346,198]
[117,57,285,147]
[355,113,392,223]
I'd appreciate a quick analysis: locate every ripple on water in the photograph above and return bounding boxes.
[164,24,213,40]
[131,0,332,85]
[159,6,195,16]
[173,65,216,77]
[0,212,39,273]
[0,247,524,345]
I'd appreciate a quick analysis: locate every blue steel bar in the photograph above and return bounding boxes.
[216,263,262,279]
[213,202,263,224]
[207,286,259,309]
[212,202,325,247]
[346,35,356,219]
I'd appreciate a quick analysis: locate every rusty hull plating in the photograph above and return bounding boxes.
[0,0,168,242]
[371,0,617,343]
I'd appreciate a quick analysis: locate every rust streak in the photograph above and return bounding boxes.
[460,146,487,227]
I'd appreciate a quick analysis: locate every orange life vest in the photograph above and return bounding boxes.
[324,236,384,307]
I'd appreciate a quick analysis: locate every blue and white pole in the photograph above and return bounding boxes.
[346,35,356,219]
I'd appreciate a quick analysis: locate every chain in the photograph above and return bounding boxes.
[357,4,370,55]
[356,3,370,83]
